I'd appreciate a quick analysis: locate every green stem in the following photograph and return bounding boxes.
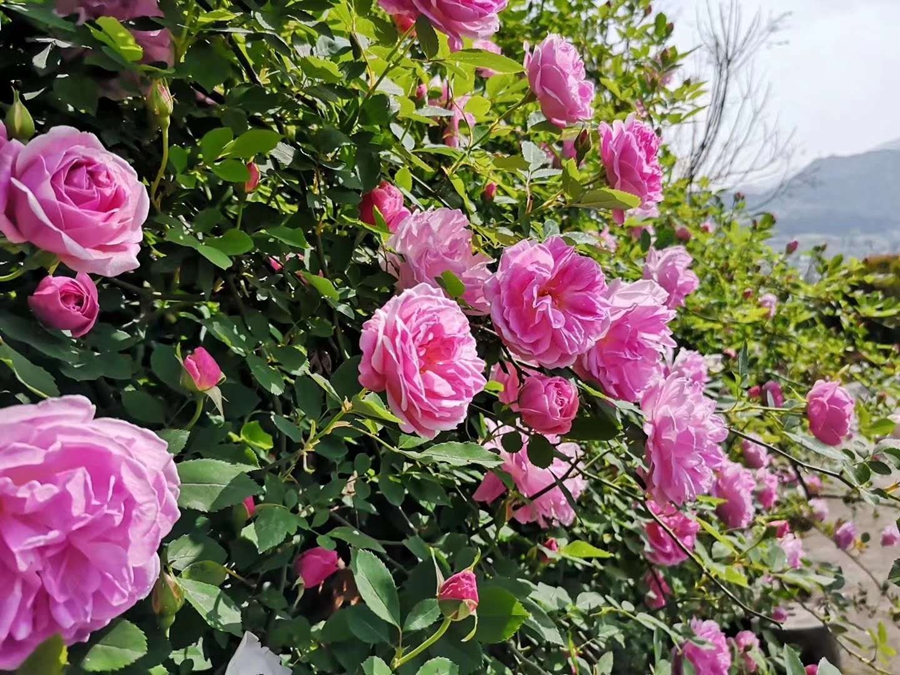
[392,617,451,669]
[150,125,170,210]
[0,266,26,282]
[185,396,204,431]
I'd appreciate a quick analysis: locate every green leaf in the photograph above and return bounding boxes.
[438,270,466,299]
[395,167,412,192]
[121,389,166,424]
[197,244,232,270]
[815,659,841,675]
[445,49,523,74]
[407,442,504,468]
[255,505,299,552]
[246,354,286,395]
[475,586,530,643]
[181,561,229,586]
[404,598,441,632]
[178,578,243,636]
[527,434,554,469]
[351,550,401,628]
[212,159,252,183]
[301,272,339,300]
[417,657,459,675]
[158,429,190,455]
[224,129,282,159]
[344,605,392,644]
[362,657,392,675]
[177,459,259,512]
[81,620,147,672]
[16,635,66,675]
[241,420,274,449]
[265,226,310,249]
[329,526,386,554]
[90,17,143,62]
[783,644,806,675]
[565,414,619,441]
[416,15,439,59]
[167,533,227,570]
[559,541,612,559]
[207,230,254,256]
[0,342,59,398]
[889,559,900,587]
[200,128,234,164]
[573,188,641,210]
[352,392,403,424]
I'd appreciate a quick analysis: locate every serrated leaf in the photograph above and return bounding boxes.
[223,129,282,159]
[167,533,227,571]
[177,459,259,512]
[178,579,242,635]
[301,272,339,300]
[352,550,401,627]
[404,598,441,632]
[255,505,299,552]
[406,442,504,468]
[417,657,459,675]
[0,343,59,398]
[200,128,234,164]
[329,526,386,554]
[445,49,523,74]
[573,187,641,210]
[362,657,392,675]
[16,635,66,675]
[475,586,529,643]
[81,620,147,672]
[212,159,252,183]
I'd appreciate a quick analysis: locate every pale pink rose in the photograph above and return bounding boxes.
[759,293,777,319]
[485,236,610,368]
[741,439,769,469]
[809,498,829,522]
[525,35,594,128]
[668,348,709,386]
[474,427,586,527]
[517,372,579,436]
[377,0,506,43]
[780,532,805,569]
[0,126,148,276]
[56,0,163,21]
[385,208,492,314]
[806,380,855,446]
[132,28,174,66]
[359,284,486,439]
[644,570,671,610]
[490,362,523,406]
[182,347,224,392]
[473,39,502,77]
[805,474,823,495]
[28,272,99,338]
[576,279,675,402]
[882,523,900,547]
[600,115,663,223]
[597,226,618,252]
[762,380,785,408]
[644,502,700,567]
[0,395,179,670]
[359,181,411,232]
[642,375,727,505]
[643,246,699,309]
[682,619,731,675]
[833,521,858,550]
[438,570,479,621]
[772,606,788,623]
[294,547,340,588]
[700,219,716,234]
[732,630,760,673]
[756,468,779,511]
[712,460,756,528]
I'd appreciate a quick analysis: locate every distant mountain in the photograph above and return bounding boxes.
[745,144,900,257]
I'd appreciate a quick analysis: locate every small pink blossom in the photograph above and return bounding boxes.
[517,372,579,436]
[762,380,785,408]
[833,521,858,550]
[682,619,731,675]
[243,162,261,193]
[359,181,411,232]
[28,273,99,338]
[805,666,818,675]
[643,246,700,309]
[780,532,805,569]
[756,468,779,511]
[525,35,594,128]
[675,225,692,241]
[806,380,855,446]
[732,631,760,673]
[881,523,900,547]
[490,362,523,406]
[805,474,823,495]
[809,498,829,522]
[438,570,479,620]
[644,570,671,610]
[741,438,769,469]
[700,219,716,234]
[773,606,788,623]
[644,502,700,566]
[483,182,498,201]
[597,226,618,252]
[713,461,756,529]
[600,115,663,223]
[786,239,799,255]
[768,520,791,538]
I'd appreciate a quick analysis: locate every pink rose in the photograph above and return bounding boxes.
[641,374,727,505]
[473,39,502,77]
[474,426,586,527]
[712,460,756,529]
[732,631,760,673]
[132,28,174,67]
[772,607,788,623]
[769,520,791,538]
[294,547,340,588]
[644,570,671,610]
[517,372,579,436]
[28,272,99,338]
[538,537,559,562]
[490,362,523,406]
[780,532,804,569]
[242,496,256,518]
[438,570,479,621]
[485,236,610,368]
[809,498,829,522]
[833,521,858,550]
[385,208,492,314]
[0,395,179,670]
[644,502,700,567]
[741,438,769,469]
[576,279,675,402]
[600,115,663,223]
[359,181,411,232]
[806,379,855,446]
[759,292,777,319]
[668,348,709,386]
[756,467,779,511]
[881,523,900,547]
[56,0,163,21]
[0,126,149,276]
[359,284,486,439]
[762,380,785,408]
[643,246,699,309]
[182,347,224,392]
[377,0,506,43]
[525,35,595,128]
[681,619,731,675]
[748,384,762,399]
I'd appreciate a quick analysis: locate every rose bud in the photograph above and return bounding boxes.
[6,89,35,141]
[147,80,174,131]
[748,385,761,399]
[785,239,799,255]
[151,571,185,631]
[28,273,99,338]
[294,547,341,590]
[232,496,256,532]
[574,127,593,163]
[181,347,224,392]
[539,538,559,563]
[243,162,261,193]
[675,225,691,242]
[484,183,498,201]
[359,181,411,232]
[438,570,479,622]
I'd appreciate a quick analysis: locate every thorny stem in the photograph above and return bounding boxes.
[392,617,451,669]
[150,125,169,210]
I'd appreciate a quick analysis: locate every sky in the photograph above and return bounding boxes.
[658,0,900,165]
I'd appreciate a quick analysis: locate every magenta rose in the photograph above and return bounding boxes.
[0,126,149,276]
[732,631,760,674]
[525,35,595,128]
[56,0,163,21]
[359,284,486,439]
[28,272,99,338]
[712,460,756,529]
[644,502,699,567]
[599,115,663,223]
[643,570,670,610]
[485,236,610,368]
[294,547,340,589]
[762,380,785,408]
[181,347,224,392]
[0,395,179,670]
[133,27,174,66]
[517,372,579,436]
[377,0,506,44]
[490,361,523,406]
[741,438,769,469]
[438,570,479,621]
[643,246,699,309]
[359,181,411,232]
[756,467,779,510]
[806,379,855,446]
[681,619,731,675]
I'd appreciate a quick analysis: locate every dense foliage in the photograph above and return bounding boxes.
[1,0,899,674]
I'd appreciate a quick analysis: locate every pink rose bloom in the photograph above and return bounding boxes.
[359,181,411,232]
[484,236,610,369]
[762,380,785,408]
[132,28,174,66]
[518,372,579,436]
[682,619,731,675]
[780,533,805,569]
[772,606,788,623]
[732,630,760,673]
[675,225,691,242]
[385,208,492,314]
[741,438,769,469]
[294,547,340,588]
[600,115,663,223]
[806,380,855,446]
[712,460,756,528]
[438,570,479,620]
[28,272,99,338]
[700,219,716,234]
[643,246,700,309]
[525,35,594,128]
[833,521,858,550]
[759,293,777,319]
[644,570,671,610]
[756,468,779,511]
[805,474,823,495]
[182,347,224,392]
[598,226,618,252]
[490,362,522,406]
[0,395,179,670]
[644,502,700,567]
[359,284,486,439]
[474,428,586,527]
[56,0,163,21]
[881,523,900,547]
[378,0,506,44]
[809,498,829,522]
[473,39,502,77]
[642,375,727,505]
[576,279,675,402]
[0,126,149,276]
[668,348,709,386]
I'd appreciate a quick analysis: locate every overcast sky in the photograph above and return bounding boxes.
[658,0,900,164]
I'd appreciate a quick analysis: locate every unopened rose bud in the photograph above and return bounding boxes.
[147,80,173,131]
[151,571,184,630]
[484,183,497,201]
[734,192,745,202]
[438,570,479,621]
[785,239,798,255]
[748,385,761,399]
[294,547,341,590]
[415,83,427,100]
[181,347,224,392]
[233,496,255,532]
[675,226,691,242]
[743,288,753,299]
[538,537,559,563]
[6,89,35,141]
[243,162,261,193]
[574,128,592,163]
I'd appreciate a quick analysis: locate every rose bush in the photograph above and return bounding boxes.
[0,0,898,673]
